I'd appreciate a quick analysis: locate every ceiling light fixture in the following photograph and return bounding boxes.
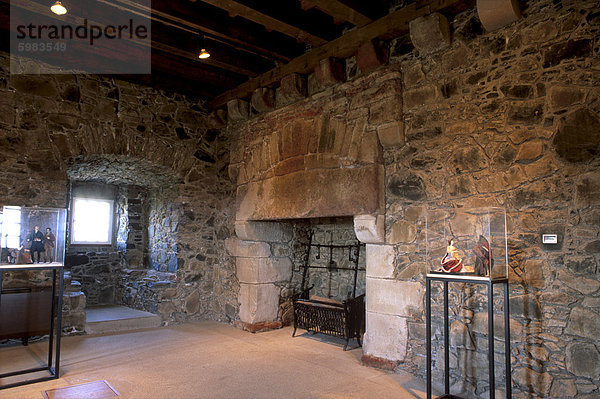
[198,48,210,59]
[197,33,211,59]
[51,1,67,15]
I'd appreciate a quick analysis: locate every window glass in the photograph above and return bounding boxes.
[1,207,21,248]
[71,198,113,245]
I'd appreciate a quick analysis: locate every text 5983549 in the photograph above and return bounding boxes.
[16,42,67,52]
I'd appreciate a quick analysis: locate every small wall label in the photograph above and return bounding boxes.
[542,234,558,244]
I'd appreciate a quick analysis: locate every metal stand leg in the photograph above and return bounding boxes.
[48,269,57,370]
[504,282,511,398]
[488,283,495,399]
[426,278,431,399]
[54,268,64,378]
[443,281,449,396]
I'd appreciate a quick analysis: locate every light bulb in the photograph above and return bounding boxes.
[198,49,210,59]
[51,1,67,15]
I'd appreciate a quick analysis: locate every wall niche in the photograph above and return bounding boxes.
[65,155,182,310]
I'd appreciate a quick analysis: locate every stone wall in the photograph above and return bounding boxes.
[383,1,599,398]
[225,0,599,397]
[0,53,238,327]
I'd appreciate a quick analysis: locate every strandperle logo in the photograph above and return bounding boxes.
[10,0,151,74]
[16,19,149,46]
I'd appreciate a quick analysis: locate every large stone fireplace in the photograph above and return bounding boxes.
[226,67,421,363]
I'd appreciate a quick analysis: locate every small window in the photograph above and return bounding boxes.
[71,198,114,245]
[1,207,21,248]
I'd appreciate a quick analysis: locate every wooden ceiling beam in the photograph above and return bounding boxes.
[89,0,303,62]
[210,0,473,109]
[199,0,328,47]
[301,0,372,27]
[152,41,257,77]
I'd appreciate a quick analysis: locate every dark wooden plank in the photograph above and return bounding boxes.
[150,0,304,62]
[200,0,328,46]
[302,0,372,26]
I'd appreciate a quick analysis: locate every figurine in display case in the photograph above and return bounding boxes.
[1,206,67,266]
[426,207,507,280]
[29,225,45,263]
[44,227,56,263]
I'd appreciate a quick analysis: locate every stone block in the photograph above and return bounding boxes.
[366,278,423,317]
[507,102,543,125]
[207,108,227,128]
[366,244,394,279]
[355,40,389,75]
[549,380,577,398]
[368,98,401,125]
[280,120,309,159]
[354,214,385,244]
[558,270,600,295]
[477,0,521,32]
[565,307,600,340]
[236,257,292,284]
[402,61,425,88]
[516,140,544,163]
[500,84,533,99]
[236,164,384,221]
[513,367,553,396]
[575,171,600,208]
[363,311,408,362]
[357,131,383,164]
[11,75,58,97]
[185,290,200,314]
[403,85,438,110]
[273,156,305,176]
[238,283,280,324]
[314,57,345,87]
[510,294,542,320]
[548,86,585,111]
[472,312,523,340]
[377,122,404,148]
[227,99,249,122]
[409,13,451,54]
[251,88,275,113]
[543,39,592,68]
[360,354,398,371]
[566,342,600,379]
[388,220,416,244]
[520,259,545,288]
[554,108,600,163]
[279,73,307,105]
[225,238,271,258]
[235,220,293,243]
[450,320,475,350]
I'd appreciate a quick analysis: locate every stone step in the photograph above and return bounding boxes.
[84,305,162,335]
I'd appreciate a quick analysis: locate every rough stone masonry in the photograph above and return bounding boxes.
[226,0,600,398]
[0,0,598,398]
[0,54,238,330]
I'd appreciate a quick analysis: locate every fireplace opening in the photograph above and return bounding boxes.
[279,217,366,326]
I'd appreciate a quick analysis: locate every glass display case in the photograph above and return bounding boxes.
[426,207,508,280]
[0,206,67,266]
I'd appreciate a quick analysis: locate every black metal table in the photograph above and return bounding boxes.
[0,263,64,390]
[426,274,511,399]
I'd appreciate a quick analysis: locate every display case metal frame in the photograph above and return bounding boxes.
[425,274,511,399]
[0,263,64,390]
